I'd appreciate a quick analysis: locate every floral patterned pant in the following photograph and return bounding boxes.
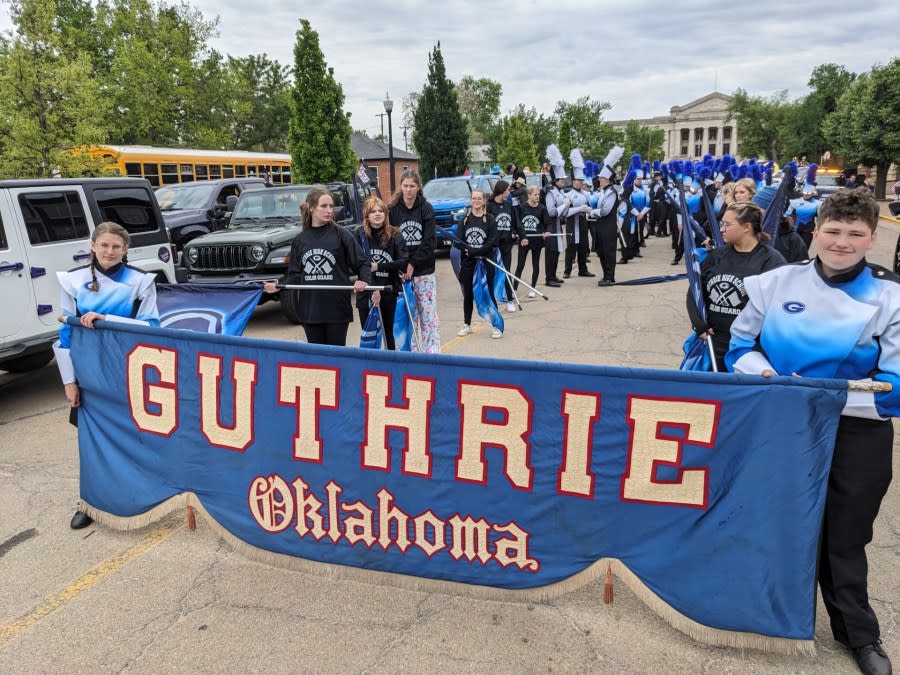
[412,273,441,353]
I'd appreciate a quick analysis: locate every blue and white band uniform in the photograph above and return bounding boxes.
[629,186,650,233]
[54,264,160,385]
[726,259,900,420]
[786,197,820,232]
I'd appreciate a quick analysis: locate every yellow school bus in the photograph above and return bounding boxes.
[85,145,292,186]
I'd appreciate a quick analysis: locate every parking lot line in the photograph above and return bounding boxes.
[0,521,184,646]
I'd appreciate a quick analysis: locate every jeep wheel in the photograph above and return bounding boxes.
[2,348,54,373]
[280,289,303,324]
[894,233,900,276]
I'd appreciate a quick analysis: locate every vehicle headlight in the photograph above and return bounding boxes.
[249,244,266,262]
[187,248,198,265]
[452,209,466,221]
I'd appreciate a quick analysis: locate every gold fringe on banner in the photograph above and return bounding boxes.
[80,493,815,657]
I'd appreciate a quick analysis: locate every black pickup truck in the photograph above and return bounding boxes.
[180,181,375,322]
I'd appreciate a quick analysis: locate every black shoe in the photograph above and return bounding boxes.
[70,510,93,529]
[639,242,647,247]
[578,271,595,277]
[671,259,681,266]
[618,258,629,264]
[546,280,562,287]
[562,272,571,279]
[634,252,643,258]
[853,641,892,675]
[597,279,615,287]
[551,277,565,284]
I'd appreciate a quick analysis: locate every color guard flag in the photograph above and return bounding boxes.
[473,259,504,333]
[357,162,371,186]
[393,281,418,352]
[359,304,384,349]
[156,283,262,336]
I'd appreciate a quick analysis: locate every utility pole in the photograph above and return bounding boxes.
[375,113,386,139]
[400,125,408,152]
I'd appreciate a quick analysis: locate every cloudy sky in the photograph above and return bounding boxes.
[2,1,897,142]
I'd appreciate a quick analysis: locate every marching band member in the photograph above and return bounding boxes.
[543,144,568,287]
[563,148,594,278]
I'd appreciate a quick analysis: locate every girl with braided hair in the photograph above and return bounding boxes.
[54,221,160,529]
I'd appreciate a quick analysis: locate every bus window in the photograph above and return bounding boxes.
[124,162,142,178]
[195,164,208,180]
[209,164,221,180]
[236,165,246,177]
[161,163,179,185]
[143,163,160,186]
[180,164,194,182]
[222,165,234,178]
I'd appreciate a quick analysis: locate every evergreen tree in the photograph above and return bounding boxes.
[495,115,538,171]
[288,19,355,184]
[412,42,468,179]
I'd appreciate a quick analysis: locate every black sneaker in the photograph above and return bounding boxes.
[70,510,93,529]
[597,279,615,287]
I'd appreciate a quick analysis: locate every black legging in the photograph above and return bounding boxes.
[514,240,542,289]
[302,323,349,346]
[356,292,398,350]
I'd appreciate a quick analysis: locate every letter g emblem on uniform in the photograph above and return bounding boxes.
[782,301,806,314]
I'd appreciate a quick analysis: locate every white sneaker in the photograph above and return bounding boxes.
[506,302,516,312]
[457,324,472,337]
[527,291,536,298]
[491,328,503,339]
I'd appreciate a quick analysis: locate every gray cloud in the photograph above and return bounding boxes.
[2,0,896,140]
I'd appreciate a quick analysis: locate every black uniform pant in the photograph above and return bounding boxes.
[564,220,589,275]
[545,226,562,282]
[356,292,398,350]
[650,200,668,236]
[798,229,813,252]
[819,415,893,648]
[596,220,619,282]
[302,323,349,346]
[514,241,542,289]
[497,238,514,299]
[459,256,496,325]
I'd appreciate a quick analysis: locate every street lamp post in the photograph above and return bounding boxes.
[383,92,395,194]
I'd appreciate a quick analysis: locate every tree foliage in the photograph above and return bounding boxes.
[412,42,468,179]
[494,114,538,172]
[0,0,110,177]
[823,58,900,198]
[726,88,792,161]
[455,76,501,145]
[553,97,617,160]
[287,18,355,184]
[400,91,419,153]
[782,64,856,163]
[621,121,663,165]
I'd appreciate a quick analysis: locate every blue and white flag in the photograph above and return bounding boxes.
[676,189,712,372]
[474,260,504,333]
[393,281,418,352]
[359,304,384,350]
[156,283,262,336]
[491,248,509,303]
[757,161,798,246]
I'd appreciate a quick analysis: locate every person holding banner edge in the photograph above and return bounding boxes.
[354,196,408,350]
[263,188,370,346]
[54,221,161,530]
[727,188,896,675]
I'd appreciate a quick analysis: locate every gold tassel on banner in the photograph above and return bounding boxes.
[186,505,196,531]
[604,563,614,604]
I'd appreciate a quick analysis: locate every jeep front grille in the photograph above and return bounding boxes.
[192,245,255,271]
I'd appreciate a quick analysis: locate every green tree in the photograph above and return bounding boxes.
[288,19,355,184]
[553,97,618,160]
[783,64,856,163]
[621,121,664,164]
[0,0,110,177]
[486,104,556,166]
[823,58,900,198]
[726,88,792,161]
[495,115,538,172]
[455,76,501,145]
[401,91,419,154]
[412,42,468,179]
[219,54,291,152]
[98,0,218,145]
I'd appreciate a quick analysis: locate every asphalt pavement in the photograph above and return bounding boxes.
[1,219,898,674]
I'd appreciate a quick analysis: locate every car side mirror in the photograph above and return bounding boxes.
[333,205,347,222]
[226,195,239,211]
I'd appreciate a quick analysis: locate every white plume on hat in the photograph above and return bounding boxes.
[599,145,624,180]
[546,144,566,181]
[570,148,585,180]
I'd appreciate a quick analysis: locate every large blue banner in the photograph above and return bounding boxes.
[70,321,847,651]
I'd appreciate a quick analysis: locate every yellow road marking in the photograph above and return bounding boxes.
[0,521,183,647]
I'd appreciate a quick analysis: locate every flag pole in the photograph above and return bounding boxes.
[481,256,549,301]
[706,335,719,373]
[276,284,392,291]
[402,282,423,352]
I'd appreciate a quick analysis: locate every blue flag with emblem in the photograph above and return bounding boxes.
[676,188,713,372]
[491,248,509,303]
[474,259,504,333]
[156,283,262,336]
[393,281,419,352]
[359,304,384,349]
